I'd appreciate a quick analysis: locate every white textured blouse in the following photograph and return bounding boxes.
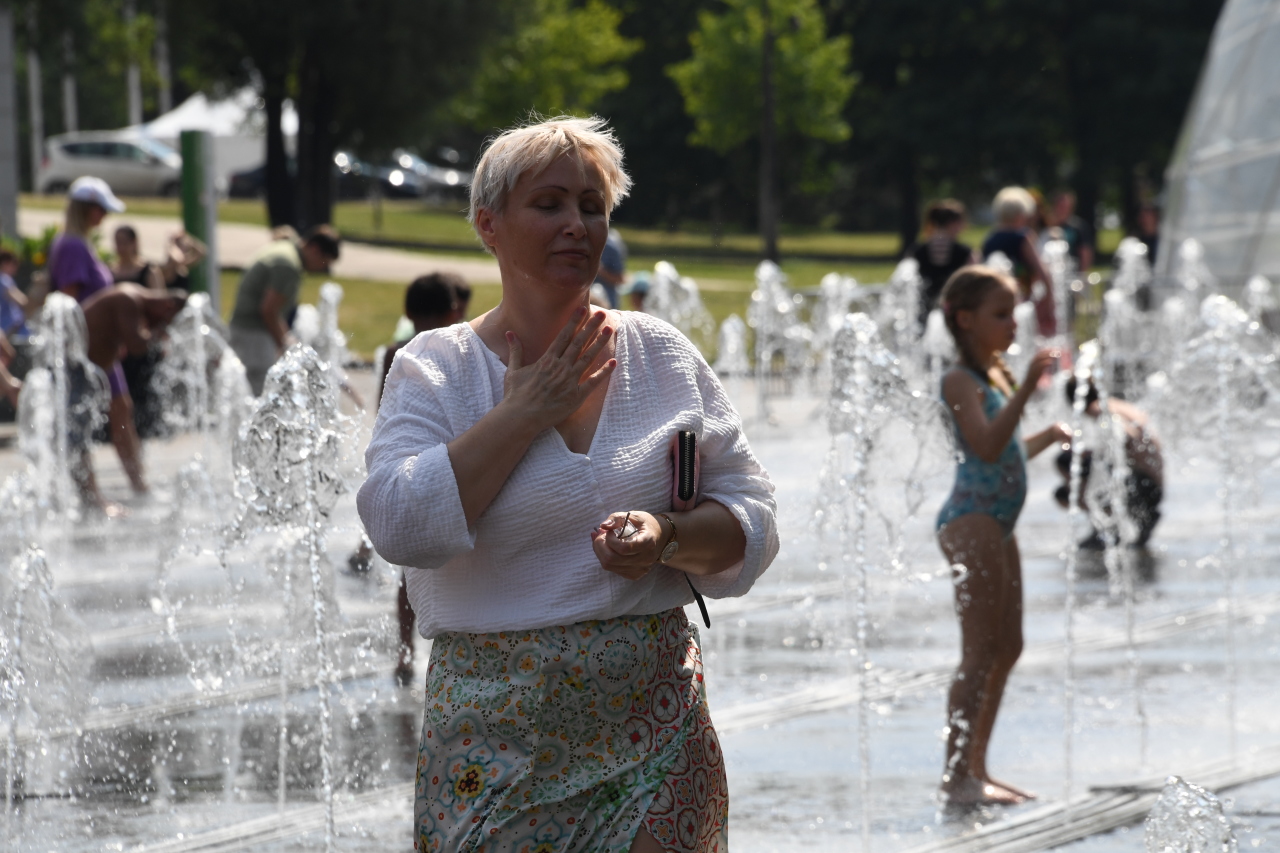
[357,311,779,638]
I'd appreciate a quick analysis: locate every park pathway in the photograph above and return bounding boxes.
[17,207,502,285]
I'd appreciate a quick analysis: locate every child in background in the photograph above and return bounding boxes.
[908,200,978,330]
[0,250,29,340]
[348,272,471,686]
[935,265,1070,806]
[982,187,1057,337]
[1054,377,1163,549]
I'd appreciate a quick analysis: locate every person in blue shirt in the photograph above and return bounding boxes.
[594,228,627,308]
[982,187,1057,336]
[0,250,29,340]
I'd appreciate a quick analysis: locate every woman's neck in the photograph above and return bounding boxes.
[480,287,594,364]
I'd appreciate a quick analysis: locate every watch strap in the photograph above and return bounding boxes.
[656,512,677,563]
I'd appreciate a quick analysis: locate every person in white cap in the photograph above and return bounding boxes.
[48,176,125,304]
[46,176,155,502]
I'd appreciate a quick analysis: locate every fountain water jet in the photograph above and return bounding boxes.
[1062,341,1100,803]
[1150,294,1280,764]
[647,261,716,352]
[233,344,353,850]
[819,313,948,847]
[1143,776,1236,852]
[17,292,106,523]
[1,544,92,842]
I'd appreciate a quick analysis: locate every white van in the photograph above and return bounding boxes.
[38,132,182,197]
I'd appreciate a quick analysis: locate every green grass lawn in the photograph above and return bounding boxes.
[217,263,822,362]
[45,190,1107,360]
[24,192,1125,262]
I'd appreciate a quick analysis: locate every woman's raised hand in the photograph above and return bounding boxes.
[502,307,616,431]
[591,511,665,580]
[1023,348,1059,390]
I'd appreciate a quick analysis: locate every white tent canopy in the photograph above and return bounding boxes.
[126,87,297,190]
[1159,0,1280,292]
[143,88,298,140]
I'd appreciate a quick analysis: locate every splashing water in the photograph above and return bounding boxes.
[1149,294,1280,761]
[713,314,750,377]
[232,345,353,849]
[1144,776,1236,853]
[1041,237,1075,346]
[647,262,716,351]
[17,293,107,522]
[877,258,923,356]
[1245,274,1274,324]
[155,292,224,437]
[1062,341,1100,803]
[1176,238,1217,295]
[817,313,950,848]
[1,545,92,840]
[749,262,810,422]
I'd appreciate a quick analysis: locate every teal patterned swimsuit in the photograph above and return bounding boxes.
[936,367,1027,537]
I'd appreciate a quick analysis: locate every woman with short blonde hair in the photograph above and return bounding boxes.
[360,115,778,852]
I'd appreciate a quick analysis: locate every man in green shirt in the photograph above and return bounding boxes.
[229,225,341,394]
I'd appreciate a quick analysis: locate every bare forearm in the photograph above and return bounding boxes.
[661,500,746,576]
[264,313,289,349]
[971,387,1032,462]
[446,401,542,526]
[1024,426,1065,459]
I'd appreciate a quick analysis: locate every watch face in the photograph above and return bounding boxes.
[661,541,680,563]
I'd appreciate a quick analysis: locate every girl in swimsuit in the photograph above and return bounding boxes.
[936,266,1070,807]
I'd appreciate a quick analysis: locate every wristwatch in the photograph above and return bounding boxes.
[656,513,679,563]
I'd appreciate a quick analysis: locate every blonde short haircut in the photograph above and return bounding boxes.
[468,116,632,254]
[992,186,1036,226]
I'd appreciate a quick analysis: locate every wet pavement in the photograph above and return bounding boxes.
[2,373,1279,851]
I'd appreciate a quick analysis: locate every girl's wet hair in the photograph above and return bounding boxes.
[939,265,1018,389]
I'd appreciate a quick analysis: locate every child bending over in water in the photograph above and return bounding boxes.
[935,265,1070,806]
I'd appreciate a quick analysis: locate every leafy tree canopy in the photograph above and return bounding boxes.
[668,0,855,154]
[454,0,642,133]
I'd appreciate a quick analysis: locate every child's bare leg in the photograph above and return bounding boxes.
[939,514,1022,805]
[970,534,1033,800]
[108,394,147,493]
[72,450,124,518]
[0,360,20,406]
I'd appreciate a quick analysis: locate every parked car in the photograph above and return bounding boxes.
[227,163,268,199]
[38,132,182,197]
[228,150,469,202]
[388,149,471,198]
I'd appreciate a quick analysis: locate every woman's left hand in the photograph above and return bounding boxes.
[591,511,668,580]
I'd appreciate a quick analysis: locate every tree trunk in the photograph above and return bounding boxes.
[24,4,42,193]
[123,0,141,125]
[295,49,336,230]
[1120,161,1139,235]
[60,30,77,132]
[0,7,20,233]
[758,0,780,263]
[895,146,920,257]
[1074,166,1100,255]
[154,0,172,114]
[263,84,295,228]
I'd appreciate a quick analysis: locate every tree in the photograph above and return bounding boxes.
[668,0,854,258]
[827,0,1221,251]
[178,0,502,228]
[454,0,640,134]
[593,0,719,228]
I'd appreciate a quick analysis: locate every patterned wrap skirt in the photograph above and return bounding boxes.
[416,608,728,853]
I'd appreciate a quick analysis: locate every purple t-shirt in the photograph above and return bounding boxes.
[49,234,114,303]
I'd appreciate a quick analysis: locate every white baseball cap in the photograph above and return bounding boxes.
[68,176,126,213]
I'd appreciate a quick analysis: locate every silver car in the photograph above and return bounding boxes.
[39,133,182,197]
